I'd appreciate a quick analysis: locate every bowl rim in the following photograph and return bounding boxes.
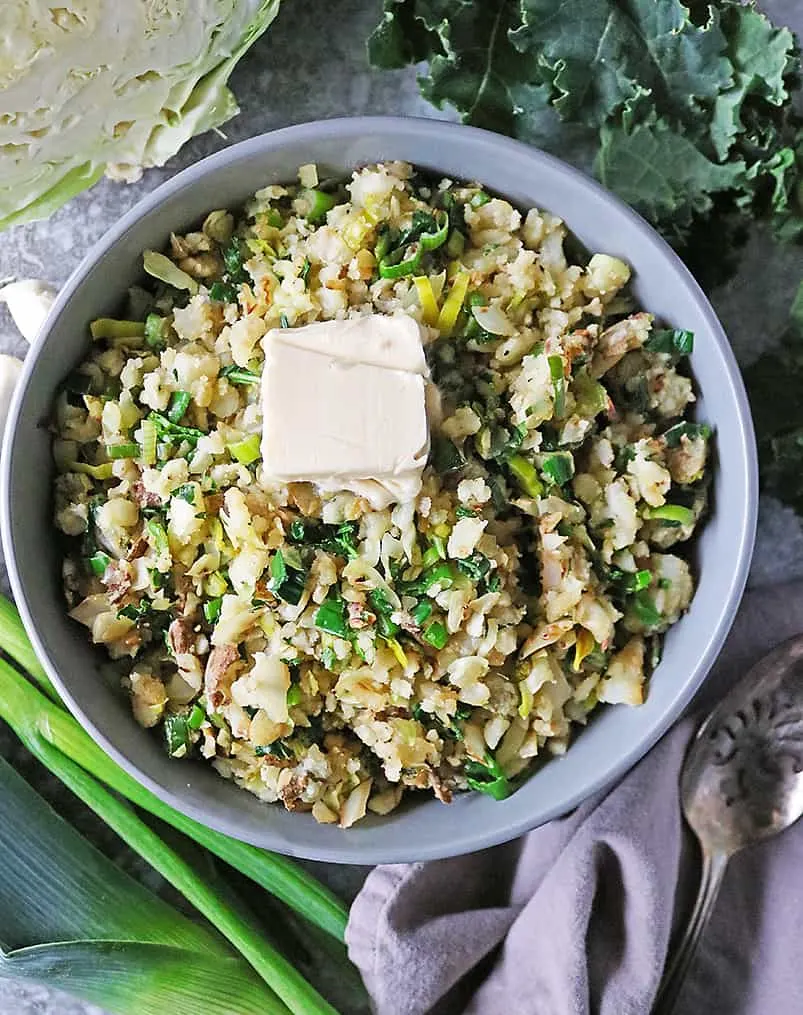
[2,115,758,863]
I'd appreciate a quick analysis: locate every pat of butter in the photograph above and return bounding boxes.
[261,315,430,508]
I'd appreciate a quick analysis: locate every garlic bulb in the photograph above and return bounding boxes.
[0,354,23,442]
[0,279,57,344]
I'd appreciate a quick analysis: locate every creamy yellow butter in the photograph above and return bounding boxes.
[260,315,430,508]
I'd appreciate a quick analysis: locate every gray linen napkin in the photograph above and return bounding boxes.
[346,581,803,1015]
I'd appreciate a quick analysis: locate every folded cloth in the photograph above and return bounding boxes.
[346,581,803,1015]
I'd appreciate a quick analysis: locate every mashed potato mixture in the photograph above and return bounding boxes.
[53,162,711,827]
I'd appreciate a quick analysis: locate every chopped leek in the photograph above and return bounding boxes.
[422,620,448,649]
[229,434,261,465]
[143,251,199,294]
[68,460,115,480]
[379,242,423,279]
[144,313,169,350]
[168,390,191,423]
[413,276,440,326]
[297,188,336,224]
[88,551,110,577]
[419,209,449,251]
[647,504,695,527]
[436,271,470,336]
[140,418,157,466]
[548,354,566,417]
[90,319,144,341]
[541,451,574,487]
[508,454,544,498]
[221,364,261,385]
[105,442,139,460]
[203,596,223,624]
[464,752,511,799]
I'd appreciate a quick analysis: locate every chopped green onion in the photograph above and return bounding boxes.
[143,250,199,294]
[412,603,433,628]
[208,281,238,303]
[222,241,248,282]
[105,442,139,460]
[88,551,111,577]
[299,258,311,285]
[644,328,694,359]
[297,188,337,224]
[144,313,168,350]
[187,702,206,729]
[229,435,261,466]
[541,451,575,487]
[264,208,283,228]
[470,191,491,207]
[430,436,465,473]
[167,390,191,424]
[314,597,348,637]
[173,484,197,504]
[647,504,695,527]
[140,418,157,466]
[631,590,662,628]
[221,364,261,385]
[610,568,652,593]
[661,421,712,447]
[280,313,290,329]
[146,518,169,560]
[286,684,303,707]
[67,461,115,480]
[445,230,465,258]
[90,319,144,341]
[203,597,223,624]
[148,411,204,445]
[573,369,609,416]
[422,621,448,649]
[464,752,511,799]
[379,242,423,279]
[419,209,449,251]
[508,454,544,498]
[164,714,191,759]
[548,355,566,417]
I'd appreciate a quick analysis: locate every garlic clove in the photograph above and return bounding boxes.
[0,279,57,344]
[0,354,23,443]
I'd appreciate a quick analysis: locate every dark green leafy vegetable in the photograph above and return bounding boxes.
[644,328,694,360]
[172,484,197,504]
[289,519,359,560]
[430,436,465,473]
[222,241,249,283]
[268,550,306,606]
[314,596,348,637]
[208,281,238,303]
[368,0,803,268]
[541,451,574,487]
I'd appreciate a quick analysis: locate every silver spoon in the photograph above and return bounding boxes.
[653,634,803,1015]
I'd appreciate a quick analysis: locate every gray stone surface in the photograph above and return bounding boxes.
[0,0,801,1012]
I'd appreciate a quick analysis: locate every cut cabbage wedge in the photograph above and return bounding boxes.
[0,1,283,231]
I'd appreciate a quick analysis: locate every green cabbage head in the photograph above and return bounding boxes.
[0,1,282,230]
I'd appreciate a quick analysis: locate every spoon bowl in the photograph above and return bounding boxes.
[654,634,803,1013]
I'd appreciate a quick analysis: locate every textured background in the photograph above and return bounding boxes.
[0,0,802,1011]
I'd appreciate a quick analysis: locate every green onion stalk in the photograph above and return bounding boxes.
[0,596,351,1013]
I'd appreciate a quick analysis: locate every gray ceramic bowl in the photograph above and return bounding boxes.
[2,116,757,863]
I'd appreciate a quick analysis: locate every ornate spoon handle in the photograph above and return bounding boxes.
[652,850,729,1015]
